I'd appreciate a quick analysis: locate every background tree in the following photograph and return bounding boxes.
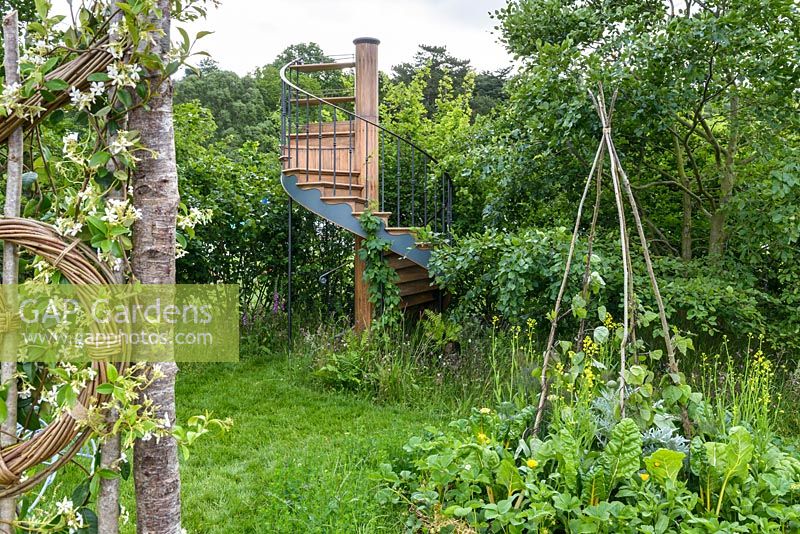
[428,0,800,348]
[391,44,509,117]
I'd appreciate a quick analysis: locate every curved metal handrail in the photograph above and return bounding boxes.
[279,59,447,171]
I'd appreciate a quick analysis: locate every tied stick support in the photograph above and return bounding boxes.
[533,85,692,438]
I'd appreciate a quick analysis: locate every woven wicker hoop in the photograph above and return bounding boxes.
[0,217,126,497]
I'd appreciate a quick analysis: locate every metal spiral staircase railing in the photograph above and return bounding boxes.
[279,38,452,329]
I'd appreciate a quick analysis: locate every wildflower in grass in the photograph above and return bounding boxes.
[477,432,489,445]
[639,472,650,482]
[479,407,491,414]
[526,458,538,469]
[120,504,130,525]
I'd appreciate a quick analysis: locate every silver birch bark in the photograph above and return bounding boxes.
[0,11,21,532]
[129,1,181,532]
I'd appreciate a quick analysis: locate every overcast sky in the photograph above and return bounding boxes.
[179,0,512,75]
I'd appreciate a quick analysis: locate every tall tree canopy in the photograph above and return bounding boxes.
[391,44,510,116]
[429,0,800,348]
[493,0,799,259]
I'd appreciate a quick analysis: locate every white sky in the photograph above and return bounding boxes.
[179,0,512,75]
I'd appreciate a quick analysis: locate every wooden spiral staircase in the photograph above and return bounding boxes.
[280,38,453,330]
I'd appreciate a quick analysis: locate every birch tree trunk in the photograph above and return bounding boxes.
[97,410,121,534]
[97,12,125,531]
[0,12,21,532]
[129,1,181,532]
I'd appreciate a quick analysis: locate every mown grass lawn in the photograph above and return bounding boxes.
[166,353,446,533]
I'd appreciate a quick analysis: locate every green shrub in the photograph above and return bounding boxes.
[430,227,798,353]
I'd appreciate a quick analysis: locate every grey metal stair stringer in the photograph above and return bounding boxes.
[281,174,431,268]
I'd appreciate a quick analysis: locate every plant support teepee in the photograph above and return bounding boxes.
[533,86,692,438]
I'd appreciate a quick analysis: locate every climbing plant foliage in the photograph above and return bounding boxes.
[358,209,400,330]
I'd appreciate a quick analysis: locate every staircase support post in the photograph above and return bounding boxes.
[353,37,380,331]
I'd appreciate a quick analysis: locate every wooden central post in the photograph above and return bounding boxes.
[353,37,380,332]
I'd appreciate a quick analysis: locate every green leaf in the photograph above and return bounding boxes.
[44,78,69,91]
[22,198,38,218]
[644,449,685,484]
[96,383,114,395]
[71,478,91,507]
[76,507,98,534]
[106,364,119,382]
[88,72,111,82]
[553,428,579,491]
[496,458,524,497]
[623,365,647,386]
[593,326,609,344]
[178,27,190,51]
[571,293,587,318]
[120,459,131,480]
[662,385,683,405]
[117,88,133,109]
[35,0,49,19]
[86,215,108,235]
[723,426,753,480]
[673,334,694,356]
[552,492,579,512]
[96,468,119,480]
[597,418,641,498]
[89,151,111,168]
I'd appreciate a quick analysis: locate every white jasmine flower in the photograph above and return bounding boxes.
[54,217,83,237]
[110,132,134,155]
[2,82,21,99]
[89,81,106,97]
[67,510,85,532]
[77,183,95,201]
[56,496,74,515]
[69,87,81,104]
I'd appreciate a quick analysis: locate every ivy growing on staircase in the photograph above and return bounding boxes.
[358,209,401,330]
